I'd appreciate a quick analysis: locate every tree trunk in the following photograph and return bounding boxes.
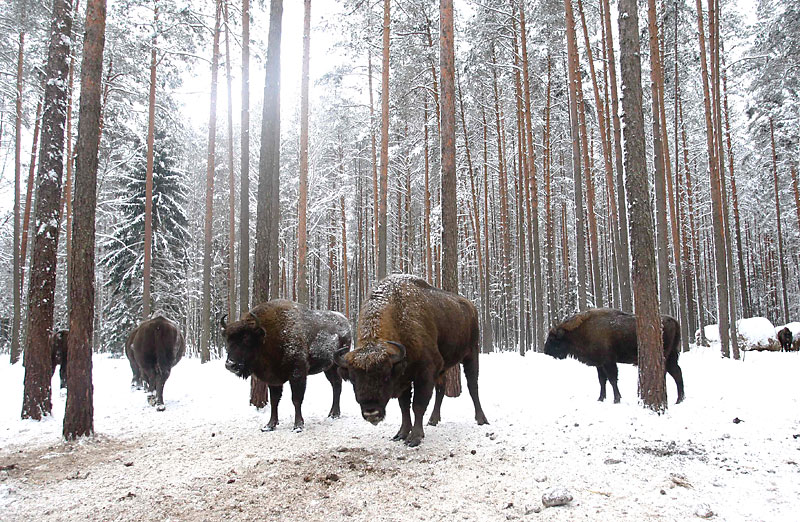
[297,0,311,305]
[224,0,237,320]
[618,0,666,413]
[22,0,73,420]
[11,30,24,365]
[770,119,789,324]
[564,0,588,311]
[340,195,350,317]
[481,108,493,353]
[143,2,158,319]
[239,0,251,315]
[201,0,221,364]
[377,0,390,280]
[64,0,106,439]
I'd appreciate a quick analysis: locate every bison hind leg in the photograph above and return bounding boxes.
[462,356,488,425]
[393,387,413,441]
[665,352,685,404]
[324,367,342,419]
[427,383,445,426]
[596,367,608,402]
[602,363,622,404]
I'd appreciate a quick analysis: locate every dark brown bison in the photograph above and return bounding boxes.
[125,316,185,411]
[777,327,793,352]
[544,308,685,404]
[222,300,351,432]
[50,329,68,389]
[334,274,488,447]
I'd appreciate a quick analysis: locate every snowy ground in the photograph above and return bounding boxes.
[1,346,799,521]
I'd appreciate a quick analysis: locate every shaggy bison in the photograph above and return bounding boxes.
[777,327,793,352]
[334,274,488,447]
[544,308,685,404]
[50,329,68,389]
[222,300,351,432]
[125,316,185,411]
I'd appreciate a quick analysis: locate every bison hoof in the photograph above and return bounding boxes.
[405,436,422,447]
[293,425,304,433]
[427,417,439,426]
[328,410,341,419]
[156,404,166,412]
[476,414,489,426]
[392,432,409,442]
[261,424,277,432]
[597,396,606,402]
[676,396,685,404]
[613,397,621,404]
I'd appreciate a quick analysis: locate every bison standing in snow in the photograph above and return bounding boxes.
[222,300,351,432]
[125,316,186,411]
[777,327,793,352]
[544,308,685,404]
[50,329,68,390]
[334,274,489,447]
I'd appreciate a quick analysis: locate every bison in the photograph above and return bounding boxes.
[334,274,489,447]
[544,308,685,404]
[777,327,793,352]
[125,316,185,411]
[50,329,68,390]
[222,300,351,432]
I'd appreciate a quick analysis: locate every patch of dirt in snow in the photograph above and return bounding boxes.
[2,348,800,521]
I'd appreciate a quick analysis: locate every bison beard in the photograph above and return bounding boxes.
[222,300,351,432]
[544,308,685,404]
[335,274,488,447]
[125,316,185,411]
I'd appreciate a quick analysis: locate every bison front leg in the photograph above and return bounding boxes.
[324,367,342,418]
[289,377,307,432]
[392,387,413,441]
[596,367,608,402]
[406,379,434,447]
[262,385,283,432]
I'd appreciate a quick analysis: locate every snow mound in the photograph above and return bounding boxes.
[704,318,781,351]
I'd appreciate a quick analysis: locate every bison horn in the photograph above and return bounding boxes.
[220,314,228,330]
[247,311,267,336]
[334,346,350,368]
[385,341,407,364]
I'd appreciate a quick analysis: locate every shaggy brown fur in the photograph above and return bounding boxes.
[125,316,185,411]
[50,329,68,390]
[778,327,794,352]
[545,308,685,404]
[335,274,488,447]
[222,300,351,432]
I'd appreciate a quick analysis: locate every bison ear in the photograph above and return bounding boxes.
[220,314,228,332]
[334,346,350,369]
[385,341,407,364]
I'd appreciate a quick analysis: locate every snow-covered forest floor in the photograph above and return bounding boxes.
[1,346,799,521]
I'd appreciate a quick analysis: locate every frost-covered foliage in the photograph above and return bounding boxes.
[100,129,189,353]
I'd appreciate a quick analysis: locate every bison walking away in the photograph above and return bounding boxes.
[50,329,68,389]
[545,308,685,404]
[334,274,488,447]
[222,300,351,432]
[125,316,185,411]
[777,327,793,352]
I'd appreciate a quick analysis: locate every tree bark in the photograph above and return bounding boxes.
[143,2,158,319]
[297,0,311,305]
[770,119,789,324]
[618,0,666,412]
[201,0,221,364]
[11,30,24,365]
[64,0,106,439]
[377,0,390,280]
[239,0,251,315]
[22,0,73,420]
[224,0,236,320]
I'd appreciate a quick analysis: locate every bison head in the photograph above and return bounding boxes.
[223,312,266,379]
[544,327,570,359]
[334,341,407,425]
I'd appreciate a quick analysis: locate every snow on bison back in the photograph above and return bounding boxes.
[544,308,685,404]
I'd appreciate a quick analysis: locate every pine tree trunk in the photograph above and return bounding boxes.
[564,0,588,311]
[64,0,106,439]
[143,2,158,320]
[481,109,493,353]
[770,120,790,324]
[377,0,390,280]
[297,0,311,305]
[601,0,632,311]
[790,165,800,242]
[618,0,666,413]
[340,195,350,317]
[424,99,433,283]
[22,0,73,420]
[201,0,221,364]
[239,0,251,315]
[224,0,237,320]
[11,30,24,365]
[20,97,43,299]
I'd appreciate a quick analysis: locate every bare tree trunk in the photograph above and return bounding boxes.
[224,0,236,320]
[143,2,158,319]
[239,0,251,314]
[770,119,789,324]
[64,0,106,439]
[481,108,493,352]
[377,0,390,280]
[791,164,800,241]
[340,195,350,317]
[618,0,666,413]
[22,0,73,420]
[564,0,588,310]
[297,0,311,304]
[424,99,433,282]
[20,97,43,298]
[11,30,24,365]
[201,0,221,364]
